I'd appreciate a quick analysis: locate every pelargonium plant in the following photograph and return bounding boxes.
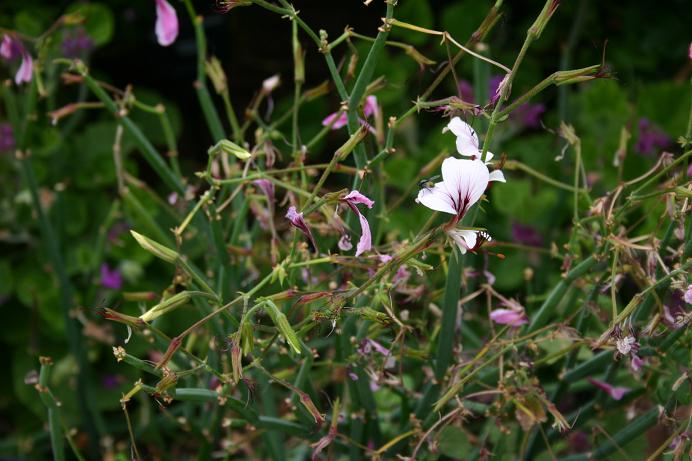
[1,0,690,460]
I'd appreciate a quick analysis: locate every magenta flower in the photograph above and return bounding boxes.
[322,95,378,131]
[0,123,15,152]
[341,190,375,257]
[416,157,490,220]
[1,34,32,84]
[286,206,318,252]
[253,179,275,207]
[154,0,179,47]
[100,264,123,290]
[458,80,475,103]
[489,307,528,327]
[684,285,692,304]
[61,28,94,58]
[1,35,22,60]
[586,377,630,400]
[635,118,670,156]
[511,222,543,247]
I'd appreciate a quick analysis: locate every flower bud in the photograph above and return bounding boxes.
[205,56,228,94]
[139,291,192,322]
[554,64,600,86]
[130,230,179,264]
[208,139,251,161]
[262,74,281,93]
[263,301,302,354]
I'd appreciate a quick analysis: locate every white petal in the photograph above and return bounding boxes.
[484,151,494,162]
[456,229,477,249]
[488,169,506,182]
[416,185,456,215]
[446,117,479,156]
[440,157,490,213]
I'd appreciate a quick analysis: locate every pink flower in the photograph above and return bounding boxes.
[286,206,318,252]
[100,264,122,290]
[253,179,275,206]
[684,285,692,304]
[630,355,645,373]
[341,190,375,257]
[322,95,379,131]
[416,157,489,219]
[586,377,630,401]
[489,307,528,327]
[1,35,32,84]
[154,0,179,47]
[1,35,21,61]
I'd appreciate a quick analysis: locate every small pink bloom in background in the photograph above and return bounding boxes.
[341,190,375,257]
[1,35,21,60]
[0,123,15,152]
[100,264,122,290]
[684,285,692,304]
[458,80,474,102]
[253,179,275,206]
[489,307,528,327]
[154,0,179,47]
[416,157,489,219]
[1,34,32,84]
[635,118,670,156]
[687,164,692,177]
[689,42,692,60]
[286,206,318,252]
[630,355,645,373]
[61,28,94,58]
[322,95,379,132]
[511,222,542,247]
[337,234,352,251]
[586,377,630,400]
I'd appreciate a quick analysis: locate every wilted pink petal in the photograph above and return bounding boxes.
[393,265,411,285]
[684,285,692,304]
[338,234,352,251]
[586,377,630,400]
[1,35,21,61]
[155,0,179,47]
[363,95,378,118]
[630,355,645,372]
[14,51,32,84]
[342,191,375,257]
[322,111,348,129]
[343,190,374,208]
[286,206,318,252]
[253,179,275,205]
[100,264,122,290]
[311,426,337,461]
[489,308,528,327]
[378,254,393,264]
[262,74,280,93]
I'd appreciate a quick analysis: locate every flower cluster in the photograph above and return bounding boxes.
[416,117,505,253]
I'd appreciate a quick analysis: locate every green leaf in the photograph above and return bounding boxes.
[437,425,471,459]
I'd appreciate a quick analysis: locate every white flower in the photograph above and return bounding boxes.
[416,157,489,218]
[444,117,506,183]
[616,335,636,355]
[447,229,491,254]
